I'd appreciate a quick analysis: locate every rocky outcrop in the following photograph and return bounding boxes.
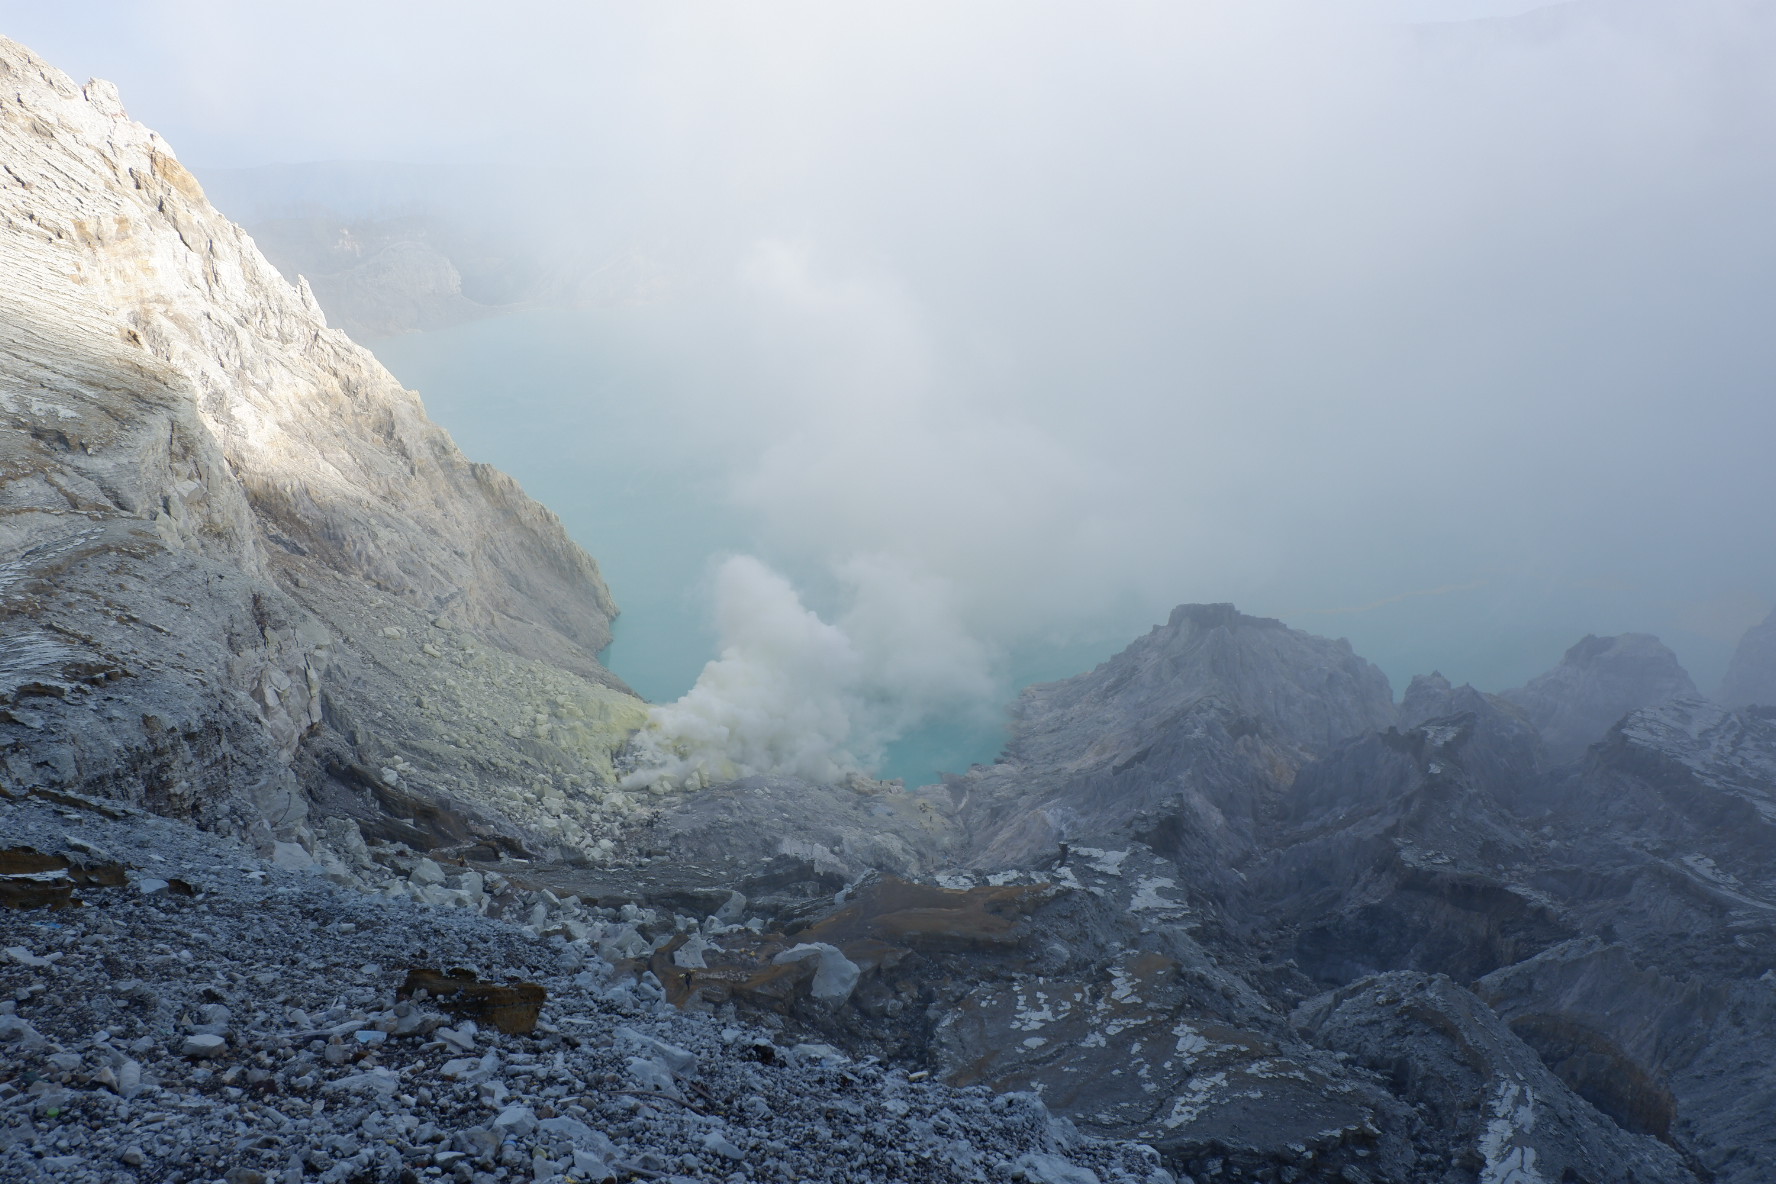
[667,609,1762,1181]
[1501,633,1696,762]
[950,603,1397,873]
[1717,606,1776,707]
[1297,972,1695,1183]
[1238,692,1776,1181]
[0,39,645,857]
[4,31,1770,1184]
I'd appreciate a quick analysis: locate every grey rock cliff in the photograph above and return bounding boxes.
[1296,971,1695,1183]
[1717,605,1776,707]
[1502,632,1697,762]
[950,603,1397,873]
[0,38,646,856]
[3,32,1768,1184]
[625,605,1732,1181]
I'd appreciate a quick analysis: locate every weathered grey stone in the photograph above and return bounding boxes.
[181,1033,227,1058]
[1718,606,1776,708]
[1501,632,1696,762]
[0,34,645,861]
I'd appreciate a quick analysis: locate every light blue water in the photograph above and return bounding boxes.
[370,308,1127,785]
[372,308,744,704]
[370,307,1754,782]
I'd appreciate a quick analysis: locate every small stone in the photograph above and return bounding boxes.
[120,1147,145,1167]
[570,1150,613,1180]
[437,1023,477,1052]
[493,1103,538,1138]
[182,1033,227,1058]
[702,1132,745,1160]
[117,1058,142,1097]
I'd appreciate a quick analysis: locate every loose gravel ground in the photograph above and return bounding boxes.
[0,797,1175,1184]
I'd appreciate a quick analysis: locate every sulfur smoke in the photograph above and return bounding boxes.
[622,554,993,790]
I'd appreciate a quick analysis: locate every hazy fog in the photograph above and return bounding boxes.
[12,2,1776,779]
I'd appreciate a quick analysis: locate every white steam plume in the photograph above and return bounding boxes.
[623,554,993,790]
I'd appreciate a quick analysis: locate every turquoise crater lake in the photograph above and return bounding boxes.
[369,308,1122,786]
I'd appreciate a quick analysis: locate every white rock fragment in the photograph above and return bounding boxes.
[772,942,861,1003]
[1015,1152,1103,1184]
[493,1103,538,1138]
[702,1131,746,1160]
[571,1149,615,1180]
[624,1055,682,1099]
[115,1058,142,1098]
[437,1022,477,1052]
[181,1033,227,1058]
[270,842,317,871]
[617,1026,698,1074]
[438,1057,478,1080]
[673,932,721,969]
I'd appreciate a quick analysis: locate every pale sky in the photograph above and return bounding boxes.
[5,1,1774,709]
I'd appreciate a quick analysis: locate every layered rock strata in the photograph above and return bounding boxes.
[0,37,645,858]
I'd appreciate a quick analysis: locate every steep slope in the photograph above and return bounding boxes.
[639,608,1705,1181]
[951,603,1397,873]
[1226,685,1776,1181]
[1501,632,1696,762]
[1717,605,1776,707]
[0,39,645,858]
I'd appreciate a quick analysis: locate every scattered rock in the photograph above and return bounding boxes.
[181,1033,228,1058]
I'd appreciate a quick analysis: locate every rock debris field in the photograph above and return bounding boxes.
[0,796,1172,1184]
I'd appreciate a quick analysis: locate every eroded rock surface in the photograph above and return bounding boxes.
[948,604,1396,874]
[0,37,646,859]
[1718,606,1776,708]
[1501,632,1697,762]
[4,30,1774,1184]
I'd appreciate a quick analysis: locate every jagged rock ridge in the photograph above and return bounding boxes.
[1501,632,1696,762]
[1718,605,1776,707]
[631,607,1775,1181]
[5,27,1776,1184]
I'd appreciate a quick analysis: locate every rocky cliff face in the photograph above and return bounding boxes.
[1501,632,1697,762]
[614,605,1766,1180]
[948,604,1397,874]
[0,38,646,859]
[5,32,1771,1184]
[1717,606,1776,707]
[600,607,1741,1181]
